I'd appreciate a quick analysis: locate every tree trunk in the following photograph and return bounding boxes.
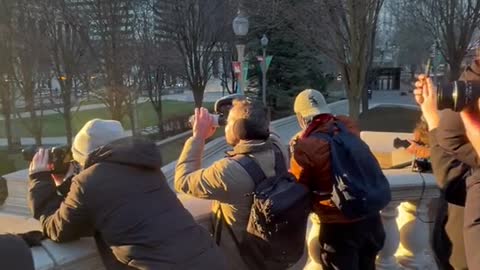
[155,102,164,139]
[64,110,73,146]
[448,57,463,81]
[348,96,361,120]
[361,83,369,114]
[192,86,205,108]
[63,84,73,146]
[111,103,124,122]
[33,128,42,146]
[0,91,13,150]
[128,103,136,136]
[3,112,13,150]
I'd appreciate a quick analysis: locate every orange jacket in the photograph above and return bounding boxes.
[290,114,360,223]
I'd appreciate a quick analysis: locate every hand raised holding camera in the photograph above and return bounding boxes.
[29,148,51,175]
[192,108,217,141]
[414,74,440,130]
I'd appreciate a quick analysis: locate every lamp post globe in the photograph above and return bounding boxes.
[232,10,249,37]
[261,34,269,48]
[232,9,249,94]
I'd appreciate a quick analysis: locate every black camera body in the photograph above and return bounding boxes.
[412,158,432,173]
[22,145,73,174]
[393,138,411,149]
[212,93,244,126]
[189,94,244,127]
[437,80,480,112]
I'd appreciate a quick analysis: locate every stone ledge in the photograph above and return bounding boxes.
[0,213,103,270]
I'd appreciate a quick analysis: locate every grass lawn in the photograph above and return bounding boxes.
[0,150,28,176]
[0,101,213,138]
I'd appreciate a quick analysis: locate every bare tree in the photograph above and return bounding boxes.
[8,0,50,145]
[388,0,433,81]
[155,0,233,107]
[401,0,480,80]
[38,0,91,145]
[0,0,16,150]
[84,0,137,122]
[135,1,184,138]
[292,0,384,119]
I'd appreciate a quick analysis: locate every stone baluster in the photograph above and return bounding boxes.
[377,201,401,270]
[303,215,323,270]
[397,200,435,269]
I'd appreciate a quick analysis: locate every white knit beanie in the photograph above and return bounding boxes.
[72,119,127,166]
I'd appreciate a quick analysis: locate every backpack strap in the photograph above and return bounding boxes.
[213,206,242,249]
[230,155,266,186]
[273,144,287,175]
[230,143,286,185]
[213,154,265,250]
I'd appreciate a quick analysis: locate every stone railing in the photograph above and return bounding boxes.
[0,101,441,269]
[363,131,440,270]
[376,169,439,270]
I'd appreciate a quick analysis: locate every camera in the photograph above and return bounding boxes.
[189,94,244,127]
[411,158,432,173]
[393,138,427,149]
[437,80,480,112]
[22,145,73,174]
[393,138,411,149]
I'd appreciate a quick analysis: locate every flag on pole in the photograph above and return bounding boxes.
[257,56,273,73]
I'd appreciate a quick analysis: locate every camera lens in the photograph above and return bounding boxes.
[436,80,480,112]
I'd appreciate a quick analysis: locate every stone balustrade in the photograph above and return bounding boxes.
[0,100,441,269]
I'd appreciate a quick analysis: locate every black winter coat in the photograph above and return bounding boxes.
[430,110,476,270]
[28,137,226,270]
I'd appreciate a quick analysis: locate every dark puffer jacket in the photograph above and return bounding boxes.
[28,137,226,270]
[459,59,480,269]
[430,110,476,270]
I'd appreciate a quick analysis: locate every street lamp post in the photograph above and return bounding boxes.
[260,34,269,106]
[232,9,249,95]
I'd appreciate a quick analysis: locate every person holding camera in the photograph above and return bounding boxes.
[174,100,289,270]
[28,119,226,270]
[414,64,480,269]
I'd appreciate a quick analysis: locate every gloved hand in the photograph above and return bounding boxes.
[17,231,45,247]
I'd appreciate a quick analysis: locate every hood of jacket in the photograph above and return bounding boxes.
[84,137,162,170]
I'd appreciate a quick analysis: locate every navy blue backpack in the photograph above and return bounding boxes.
[311,121,391,219]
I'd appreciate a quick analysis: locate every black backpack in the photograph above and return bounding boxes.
[215,145,311,270]
[311,121,391,219]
